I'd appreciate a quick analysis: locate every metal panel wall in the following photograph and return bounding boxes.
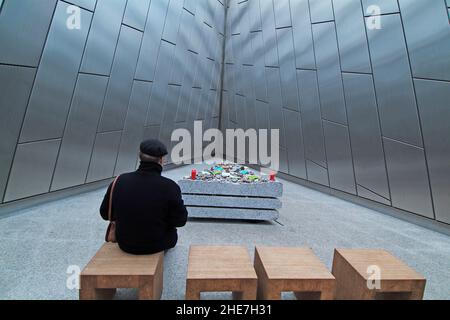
[221,0,450,224]
[2,0,450,227]
[51,74,108,191]
[0,0,57,66]
[0,0,224,204]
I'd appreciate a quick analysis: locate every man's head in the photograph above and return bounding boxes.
[139,139,168,166]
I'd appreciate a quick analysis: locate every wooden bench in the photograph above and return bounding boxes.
[332,249,426,300]
[79,243,164,300]
[254,247,336,300]
[186,246,258,300]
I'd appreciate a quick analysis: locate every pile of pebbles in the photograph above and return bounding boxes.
[183,163,270,184]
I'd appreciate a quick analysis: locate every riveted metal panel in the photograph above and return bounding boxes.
[135,0,170,81]
[19,2,92,143]
[366,13,423,147]
[283,109,307,179]
[80,0,127,75]
[297,70,326,167]
[86,131,122,183]
[123,0,151,31]
[333,0,372,73]
[383,138,434,219]
[323,121,356,195]
[276,27,301,112]
[343,73,389,199]
[0,0,57,66]
[415,79,450,224]
[99,26,143,132]
[312,22,347,125]
[273,0,292,28]
[5,140,61,202]
[51,74,108,191]
[0,66,36,202]
[290,0,316,69]
[309,0,334,23]
[399,0,450,81]
[115,81,153,175]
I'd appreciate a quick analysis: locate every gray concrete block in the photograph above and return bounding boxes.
[183,194,282,210]
[179,180,283,197]
[186,207,280,221]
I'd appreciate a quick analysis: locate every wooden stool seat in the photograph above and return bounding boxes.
[186,246,257,300]
[254,247,336,300]
[332,249,426,300]
[79,243,164,300]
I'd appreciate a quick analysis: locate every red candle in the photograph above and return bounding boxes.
[191,169,197,180]
[269,172,276,182]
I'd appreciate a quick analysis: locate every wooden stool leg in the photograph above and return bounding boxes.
[186,281,201,300]
[95,289,117,300]
[153,255,164,300]
[79,276,101,300]
[294,292,321,300]
[257,282,281,300]
[233,285,257,300]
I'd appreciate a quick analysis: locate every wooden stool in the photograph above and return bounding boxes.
[254,247,336,300]
[332,249,426,300]
[79,243,164,300]
[186,246,257,300]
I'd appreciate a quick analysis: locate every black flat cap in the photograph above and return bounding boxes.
[140,139,168,157]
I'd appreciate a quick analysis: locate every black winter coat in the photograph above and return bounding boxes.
[100,161,188,254]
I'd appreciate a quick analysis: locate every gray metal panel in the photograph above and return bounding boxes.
[306,160,329,187]
[260,0,279,66]
[66,0,97,11]
[290,0,316,69]
[343,73,389,199]
[276,27,300,112]
[309,0,334,23]
[99,26,143,132]
[366,14,423,147]
[361,0,399,15]
[312,22,347,125]
[383,138,434,219]
[297,70,326,167]
[123,0,151,31]
[242,65,257,130]
[160,85,182,149]
[273,0,292,28]
[162,0,184,44]
[333,0,372,73]
[279,147,289,174]
[115,81,153,175]
[183,0,196,15]
[0,0,57,66]
[4,139,60,202]
[135,0,170,81]
[399,0,450,81]
[255,100,270,131]
[19,3,92,143]
[283,109,307,179]
[86,131,122,183]
[175,85,191,123]
[80,0,127,75]
[144,125,161,142]
[249,0,262,32]
[415,79,450,224]
[323,121,356,195]
[146,40,176,126]
[51,74,108,191]
[357,184,391,205]
[265,67,286,147]
[170,8,194,85]
[0,66,36,202]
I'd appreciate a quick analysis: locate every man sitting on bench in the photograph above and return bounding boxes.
[100,139,188,255]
